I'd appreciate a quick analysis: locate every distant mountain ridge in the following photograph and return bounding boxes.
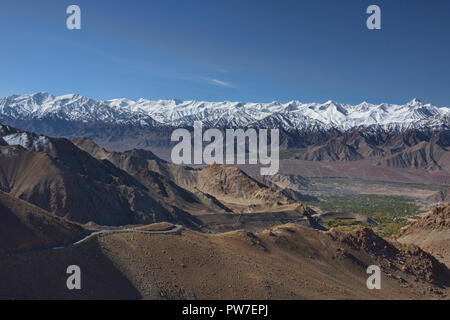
[1,92,449,130]
[2,93,450,172]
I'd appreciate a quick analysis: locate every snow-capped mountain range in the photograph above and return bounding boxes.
[0,92,449,130]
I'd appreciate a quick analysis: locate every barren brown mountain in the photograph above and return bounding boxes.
[288,127,450,171]
[0,190,86,253]
[73,137,297,213]
[0,131,199,227]
[379,141,450,171]
[192,163,294,209]
[72,137,231,215]
[394,205,450,268]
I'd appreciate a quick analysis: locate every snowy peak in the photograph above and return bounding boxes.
[0,93,448,130]
[408,98,424,106]
[1,132,53,152]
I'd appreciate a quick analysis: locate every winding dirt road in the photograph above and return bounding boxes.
[1,224,183,256]
[73,224,183,245]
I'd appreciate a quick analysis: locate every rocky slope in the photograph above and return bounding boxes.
[73,138,297,213]
[285,126,450,171]
[1,222,448,299]
[394,205,450,268]
[0,129,199,227]
[330,226,449,285]
[0,190,86,253]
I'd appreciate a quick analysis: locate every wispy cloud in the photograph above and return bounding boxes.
[207,78,234,88]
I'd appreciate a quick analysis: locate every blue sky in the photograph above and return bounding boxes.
[0,0,449,106]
